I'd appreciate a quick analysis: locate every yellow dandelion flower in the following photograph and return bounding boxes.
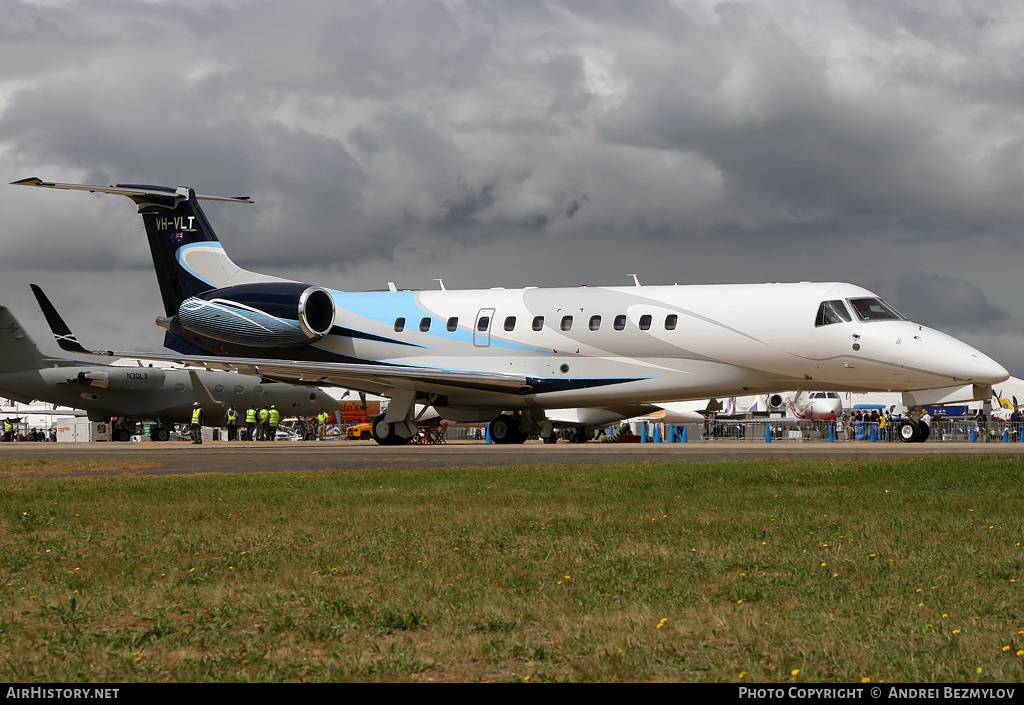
[953,629,961,634]
[737,600,743,604]
[862,678,871,683]
[739,671,747,679]
[791,668,800,676]
[977,667,983,674]
[821,562,827,567]
[1003,646,1011,652]
[1017,650,1023,657]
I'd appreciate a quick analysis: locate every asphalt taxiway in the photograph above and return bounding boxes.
[0,439,1021,476]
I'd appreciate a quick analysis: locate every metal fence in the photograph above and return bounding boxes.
[627,419,1024,444]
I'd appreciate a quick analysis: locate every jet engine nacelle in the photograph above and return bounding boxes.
[75,367,166,391]
[766,393,787,412]
[176,282,335,348]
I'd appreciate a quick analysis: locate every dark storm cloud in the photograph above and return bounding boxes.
[1,0,1022,375]
[887,271,1011,334]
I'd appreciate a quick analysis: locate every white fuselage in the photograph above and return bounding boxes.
[303,281,1007,411]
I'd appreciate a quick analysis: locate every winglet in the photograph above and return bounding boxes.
[29,284,110,356]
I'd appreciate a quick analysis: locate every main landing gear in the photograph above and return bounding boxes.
[897,417,930,443]
[371,412,418,445]
[487,414,529,444]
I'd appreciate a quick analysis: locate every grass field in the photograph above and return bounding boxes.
[1,456,1023,682]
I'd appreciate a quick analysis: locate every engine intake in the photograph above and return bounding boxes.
[177,282,335,348]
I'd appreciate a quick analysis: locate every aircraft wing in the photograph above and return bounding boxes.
[31,285,533,397]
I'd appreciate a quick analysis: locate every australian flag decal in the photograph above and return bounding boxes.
[170,232,184,243]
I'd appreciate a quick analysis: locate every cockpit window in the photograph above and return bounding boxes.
[847,298,906,322]
[815,300,852,327]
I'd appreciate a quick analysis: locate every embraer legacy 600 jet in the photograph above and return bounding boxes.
[13,177,1008,444]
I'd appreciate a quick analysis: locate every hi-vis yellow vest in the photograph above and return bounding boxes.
[246,409,257,423]
[269,408,280,426]
[192,408,202,424]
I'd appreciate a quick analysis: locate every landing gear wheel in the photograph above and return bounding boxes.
[151,427,170,442]
[371,413,412,446]
[542,434,557,444]
[488,417,527,444]
[897,419,923,443]
[114,428,131,442]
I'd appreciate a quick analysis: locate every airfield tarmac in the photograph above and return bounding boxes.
[0,439,1022,475]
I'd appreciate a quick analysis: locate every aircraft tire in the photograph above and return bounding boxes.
[371,413,411,446]
[114,428,131,442]
[151,427,170,442]
[488,417,516,444]
[542,434,557,444]
[897,420,922,443]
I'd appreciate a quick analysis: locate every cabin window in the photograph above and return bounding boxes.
[477,316,490,331]
[532,316,544,331]
[614,314,627,331]
[665,314,678,330]
[394,317,406,332]
[447,317,459,332]
[639,314,652,331]
[234,385,245,395]
[847,297,906,322]
[174,383,186,393]
[561,315,573,331]
[589,315,601,331]
[419,317,431,332]
[504,316,517,332]
[214,384,225,394]
[814,300,852,327]
[254,386,265,395]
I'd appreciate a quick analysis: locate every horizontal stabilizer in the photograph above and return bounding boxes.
[11,177,253,204]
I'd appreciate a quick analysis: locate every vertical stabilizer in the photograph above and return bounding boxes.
[10,178,288,317]
[0,306,48,373]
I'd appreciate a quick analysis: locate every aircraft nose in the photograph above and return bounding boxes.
[965,352,1009,386]
[929,331,1009,385]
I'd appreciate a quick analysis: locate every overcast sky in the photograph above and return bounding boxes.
[2,0,1023,381]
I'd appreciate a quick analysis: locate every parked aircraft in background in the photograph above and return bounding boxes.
[0,303,336,441]
[13,177,1010,444]
[766,391,844,421]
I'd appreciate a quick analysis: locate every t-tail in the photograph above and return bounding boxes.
[15,178,335,357]
[11,178,288,318]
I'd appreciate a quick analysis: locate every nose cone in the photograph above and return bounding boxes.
[965,350,1010,386]
[914,327,1009,385]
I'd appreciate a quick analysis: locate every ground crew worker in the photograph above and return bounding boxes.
[268,405,281,441]
[3,418,13,442]
[258,406,269,441]
[190,402,204,444]
[245,406,257,441]
[226,405,238,441]
[317,408,329,441]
